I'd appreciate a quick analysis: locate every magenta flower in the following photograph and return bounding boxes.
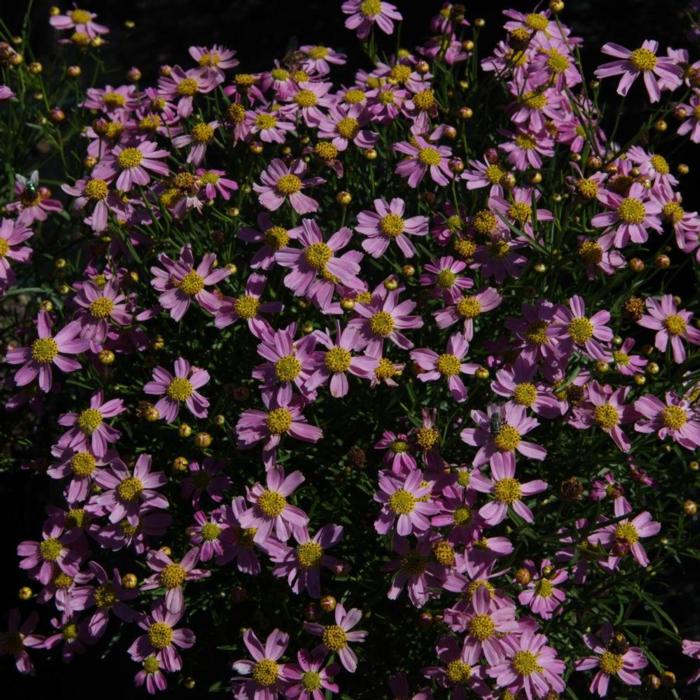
[394,135,452,187]
[151,244,230,321]
[172,119,219,165]
[49,7,109,37]
[55,402,119,472]
[316,103,378,151]
[595,40,682,102]
[304,603,367,672]
[355,197,429,258]
[499,129,555,170]
[518,560,567,620]
[374,469,439,536]
[239,213,299,271]
[553,295,613,361]
[142,548,207,614]
[677,92,700,143]
[634,391,700,450]
[47,445,110,503]
[341,0,402,39]
[189,44,238,77]
[158,65,219,117]
[247,107,296,144]
[17,520,81,585]
[383,535,443,608]
[215,272,282,337]
[181,457,231,508]
[576,623,648,696]
[7,310,89,392]
[128,602,195,673]
[0,610,44,674]
[196,168,238,202]
[217,497,265,575]
[286,648,340,698]
[491,357,562,419]
[0,85,14,100]
[144,357,210,423]
[82,562,137,642]
[269,524,344,597]
[423,634,490,697]
[349,286,424,355]
[187,509,228,562]
[460,404,547,468]
[231,628,293,697]
[488,631,566,699]
[682,639,700,684]
[637,294,700,363]
[420,256,473,302]
[433,287,502,339]
[611,337,648,376]
[92,140,170,192]
[61,176,127,233]
[0,217,32,294]
[240,468,308,544]
[7,172,62,226]
[253,158,325,214]
[90,454,168,525]
[73,280,132,346]
[410,332,477,403]
[470,452,548,525]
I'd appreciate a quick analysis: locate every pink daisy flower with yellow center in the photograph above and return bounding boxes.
[518,559,567,620]
[253,158,325,214]
[171,119,219,165]
[158,65,220,117]
[634,391,700,450]
[341,0,402,39]
[285,648,340,698]
[0,217,33,294]
[433,286,502,339]
[394,134,453,187]
[637,294,700,363]
[232,629,293,697]
[49,7,109,38]
[304,603,367,673]
[355,197,429,258]
[423,634,490,697]
[553,294,613,361]
[141,548,207,614]
[214,272,282,337]
[92,140,170,192]
[0,609,44,675]
[374,469,439,536]
[144,357,210,423]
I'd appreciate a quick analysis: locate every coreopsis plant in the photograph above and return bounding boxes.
[1,1,700,698]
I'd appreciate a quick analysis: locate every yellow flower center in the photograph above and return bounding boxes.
[433,540,456,567]
[117,147,143,169]
[485,164,504,184]
[94,583,118,609]
[40,538,62,561]
[545,49,570,73]
[71,451,96,477]
[315,142,338,160]
[615,521,639,545]
[167,377,194,402]
[178,270,205,296]
[664,314,686,335]
[296,541,324,569]
[201,522,221,541]
[257,490,287,517]
[454,238,477,259]
[276,174,303,195]
[275,355,302,382]
[177,78,199,96]
[294,89,318,108]
[198,51,220,67]
[594,404,620,430]
[577,178,598,199]
[84,178,108,200]
[66,508,86,528]
[662,202,684,224]
[89,296,114,319]
[264,226,290,250]
[512,650,542,676]
[389,488,416,515]
[160,563,187,589]
[63,623,79,640]
[468,613,495,641]
[661,405,687,429]
[343,88,365,104]
[322,625,347,651]
[337,117,360,139]
[521,91,547,110]
[494,477,522,504]
[390,64,412,84]
[255,113,277,130]
[325,346,352,373]
[629,47,657,71]
[148,622,173,650]
[513,383,537,407]
[103,92,126,108]
[525,13,549,31]
[0,238,9,257]
[599,651,625,675]
[392,439,409,453]
[266,407,293,434]
[535,578,554,598]
[251,659,279,687]
[436,353,461,377]
[508,202,532,226]
[360,0,382,17]
[379,213,405,238]
[436,269,457,288]
[234,295,260,320]
[467,579,495,599]
[31,337,59,364]
[375,357,398,380]
[568,317,594,344]
[191,122,214,143]
[579,240,603,264]
[526,321,549,345]
[613,350,630,365]
[304,242,333,271]
[473,210,498,235]
[415,427,439,450]
[413,89,435,111]
[453,506,472,525]
[418,147,441,166]
[117,476,144,502]
[369,311,395,337]
[446,660,472,684]
[456,296,482,319]
[618,198,646,224]
[301,671,322,691]
[515,134,536,150]
[494,426,521,452]
[235,73,256,86]
[69,9,92,23]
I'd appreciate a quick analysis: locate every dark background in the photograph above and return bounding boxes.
[1,0,698,698]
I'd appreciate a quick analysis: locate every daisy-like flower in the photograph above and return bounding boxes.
[142,548,207,614]
[172,119,219,165]
[189,44,238,78]
[215,272,281,337]
[17,520,81,585]
[595,40,682,102]
[570,381,637,452]
[158,65,220,117]
[240,468,308,544]
[589,499,661,569]
[299,44,346,75]
[592,182,663,248]
[316,103,378,151]
[56,390,125,457]
[0,217,33,295]
[499,130,555,171]
[575,623,648,696]
[49,7,109,37]
[460,404,547,468]
[518,560,567,620]
[196,168,238,202]
[410,332,478,403]
[150,244,230,321]
[181,457,231,508]
[232,628,293,698]
[187,509,228,562]
[7,310,88,393]
[491,357,562,419]
[82,562,137,642]
[423,634,490,697]
[144,358,210,423]
[470,452,548,525]
[0,85,14,100]
[92,140,170,192]
[8,171,63,225]
[433,287,502,339]
[394,135,453,187]
[253,159,325,214]
[355,197,429,258]
[269,524,344,597]
[611,337,648,376]
[128,602,195,673]
[304,603,367,673]
[235,392,323,468]
[341,0,402,40]
[90,454,168,526]
[73,280,132,347]
[47,444,110,503]
[420,256,473,302]
[0,609,44,674]
[350,286,424,355]
[383,535,443,608]
[553,294,613,361]
[637,294,700,363]
[61,176,127,233]
[634,391,700,450]
[239,213,298,271]
[462,155,508,196]
[247,107,295,144]
[488,631,566,699]
[374,469,439,536]
[286,649,340,699]
[682,639,700,684]
[676,92,700,143]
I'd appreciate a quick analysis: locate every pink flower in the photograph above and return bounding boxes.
[611,337,647,376]
[676,92,700,143]
[576,623,648,696]
[491,357,562,419]
[239,213,299,271]
[341,0,402,39]
[304,603,367,672]
[61,176,127,233]
[0,84,15,100]
[553,294,613,361]
[73,280,132,347]
[189,44,238,78]
[423,634,489,696]
[383,535,443,608]
[316,103,378,151]
[518,560,567,619]
[158,65,220,117]
[8,171,63,225]
[488,631,566,699]
[215,272,281,336]
[17,519,81,585]
[634,392,700,450]
[196,168,238,201]
[470,452,548,525]
[286,649,340,698]
[410,332,477,403]
[374,469,439,536]
[231,628,293,697]
[188,509,228,562]
[637,294,700,363]
[433,287,502,339]
[141,548,207,614]
[92,140,170,192]
[171,119,219,165]
[0,610,44,674]
[355,197,429,258]
[595,40,682,102]
[144,357,210,423]
[0,217,33,294]
[253,159,325,214]
[151,244,230,321]
[460,404,547,468]
[682,639,700,684]
[50,7,109,37]
[7,310,89,392]
[394,135,452,187]
[420,256,473,302]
